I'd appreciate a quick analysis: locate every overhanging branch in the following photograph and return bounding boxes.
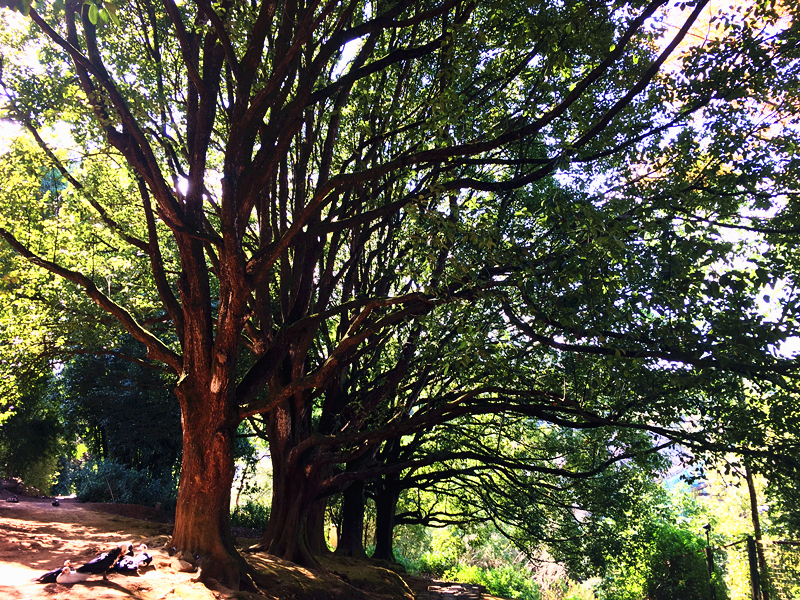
[0,227,182,372]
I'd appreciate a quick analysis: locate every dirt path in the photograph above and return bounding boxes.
[1,495,505,600]
[0,495,228,600]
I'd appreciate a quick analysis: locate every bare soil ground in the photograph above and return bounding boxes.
[0,494,506,600]
[0,494,226,600]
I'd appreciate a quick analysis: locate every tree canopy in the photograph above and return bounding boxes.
[1,0,799,589]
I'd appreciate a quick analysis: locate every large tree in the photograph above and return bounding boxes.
[1,0,798,589]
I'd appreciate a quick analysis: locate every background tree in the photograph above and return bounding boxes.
[0,371,64,492]
[0,0,799,590]
[57,336,181,478]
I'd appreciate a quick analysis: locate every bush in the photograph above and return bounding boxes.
[394,554,420,573]
[563,582,599,600]
[413,550,458,576]
[394,522,432,560]
[70,458,177,511]
[443,564,542,600]
[9,452,60,495]
[401,527,467,575]
[230,499,271,530]
[395,551,457,576]
[596,523,729,600]
[646,525,725,600]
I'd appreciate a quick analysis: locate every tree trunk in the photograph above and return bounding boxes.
[259,457,320,567]
[335,481,367,559]
[372,474,401,562]
[171,380,242,585]
[744,460,769,600]
[256,399,324,569]
[308,498,331,555]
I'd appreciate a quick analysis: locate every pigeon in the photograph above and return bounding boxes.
[56,566,91,585]
[75,543,128,578]
[5,495,18,503]
[36,560,72,583]
[51,499,60,506]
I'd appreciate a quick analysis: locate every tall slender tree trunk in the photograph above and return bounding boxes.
[335,481,367,558]
[744,460,769,600]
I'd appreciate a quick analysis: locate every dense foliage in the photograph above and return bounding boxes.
[68,456,178,507]
[57,337,182,477]
[0,372,64,492]
[231,499,272,531]
[0,0,799,588]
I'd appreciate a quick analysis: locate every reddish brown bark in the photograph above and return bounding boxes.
[11,0,749,592]
[170,380,241,584]
[254,399,325,568]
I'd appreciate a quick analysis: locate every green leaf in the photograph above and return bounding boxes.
[99,7,109,23]
[609,43,616,52]
[105,4,120,27]
[0,0,33,15]
[88,3,98,24]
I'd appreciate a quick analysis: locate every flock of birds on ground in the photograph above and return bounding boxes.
[36,543,153,585]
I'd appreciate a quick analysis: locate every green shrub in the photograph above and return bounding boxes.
[443,564,542,600]
[230,499,271,530]
[10,452,60,495]
[393,523,432,560]
[394,554,421,573]
[415,550,458,576]
[70,458,177,511]
[402,528,467,575]
[563,581,599,600]
[396,550,457,576]
[646,525,725,600]
[596,523,729,600]
[444,564,486,585]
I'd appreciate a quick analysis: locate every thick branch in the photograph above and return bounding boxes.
[0,227,182,372]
